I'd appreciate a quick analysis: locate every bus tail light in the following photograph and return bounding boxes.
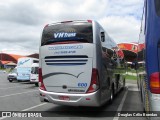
[39,68,46,91]
[86,68,100,93]
[87,20,92,23]
[44,24,49,28]
[150,72,160,94]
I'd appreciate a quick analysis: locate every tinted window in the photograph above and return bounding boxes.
[31,67,39,74]
[155,0,160,16]
[33,60,39,63]
[41,22,93,46]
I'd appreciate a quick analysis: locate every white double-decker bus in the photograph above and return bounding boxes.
[39,20,126,106]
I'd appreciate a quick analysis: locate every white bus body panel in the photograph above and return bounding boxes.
[40,43,94,93]
[40,89,101,106]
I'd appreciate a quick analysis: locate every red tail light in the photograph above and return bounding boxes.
[39,68,46,91]
[150,72,160,94]
[87,20,92,23]
[86,68,100,93]
[44,24,49,28]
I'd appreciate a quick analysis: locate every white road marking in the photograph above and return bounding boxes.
[0,85,33,90]
[113,89,128,120]
[0,90,38,98]
[22,103,47,111]
[0,103,47,120]
[0,83,10,85]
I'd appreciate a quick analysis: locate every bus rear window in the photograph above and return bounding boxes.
[155,0,160,16]
[41,22,93,46]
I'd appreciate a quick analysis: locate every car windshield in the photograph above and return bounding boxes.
[11,69,17,73]
[31,67,39,74]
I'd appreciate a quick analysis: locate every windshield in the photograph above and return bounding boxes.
[31,67,39,74]
[11,69,17,73]
[41,22,93,46]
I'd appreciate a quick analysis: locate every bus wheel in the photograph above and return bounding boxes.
[35,83,39,87]
[122,78,126,90]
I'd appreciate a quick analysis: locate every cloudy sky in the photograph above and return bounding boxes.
[0,0,143,55]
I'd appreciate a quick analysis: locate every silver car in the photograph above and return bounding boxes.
[7,68,17,82]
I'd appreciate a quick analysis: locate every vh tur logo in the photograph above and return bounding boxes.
[54,32,76,38]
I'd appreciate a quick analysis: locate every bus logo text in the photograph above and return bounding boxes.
[49,45,83,50]
[54,32,76,38]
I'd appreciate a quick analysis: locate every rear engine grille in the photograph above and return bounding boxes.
[45,55,88,66]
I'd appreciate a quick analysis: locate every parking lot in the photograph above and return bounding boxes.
[0,73,147,120]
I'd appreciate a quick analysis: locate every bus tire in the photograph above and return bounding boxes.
[139,83,143,102]
[122,78,125,89]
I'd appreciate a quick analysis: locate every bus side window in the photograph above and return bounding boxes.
[155,0,160,16]
[101,32,105,42]
[33,60,39,63]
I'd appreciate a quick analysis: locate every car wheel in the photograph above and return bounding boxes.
[9,80,13,82]
[35,83,39,87]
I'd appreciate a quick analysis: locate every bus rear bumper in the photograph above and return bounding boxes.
[150,93,160,111]
[39,89,101,107]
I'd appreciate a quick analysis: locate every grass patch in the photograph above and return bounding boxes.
[126,74,137,80]
[126,69,137,73]
[0,68,12,73]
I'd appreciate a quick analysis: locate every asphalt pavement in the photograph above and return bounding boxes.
[0,73,148,120]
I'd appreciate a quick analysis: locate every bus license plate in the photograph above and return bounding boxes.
[59,96,70,101]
